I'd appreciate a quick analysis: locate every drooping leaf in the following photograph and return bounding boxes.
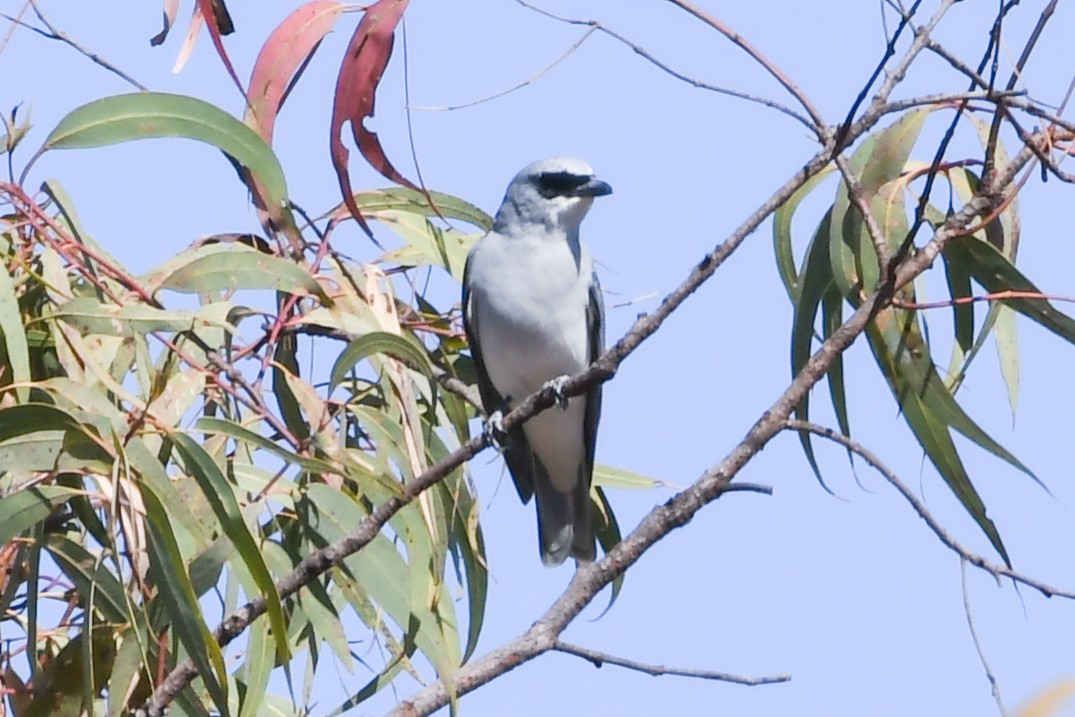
[194,0,242,91]
[139,478,230,715]
[0,256,30,403]
[772,166,835,301]
[790,210,835,484]
[592,485,624,610]
[994,304,1019,419]
[0,487,81,546]
[38,92,288,209]
[329,187,494,232]
[246,1,346,143]
[945,235,1075,344]
[330,330,434,392]
[330,0,414,236]
[170,432,290,662]
[160,244,329,304]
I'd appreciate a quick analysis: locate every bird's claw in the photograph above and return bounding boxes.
[543,375,571,410]
[484,410,507,446]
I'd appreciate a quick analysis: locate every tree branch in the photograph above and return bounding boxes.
[552,641,790,686]
[784,420,1075,601]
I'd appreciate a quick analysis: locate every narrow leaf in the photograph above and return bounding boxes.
[0,487,81,546]
[171,433,290,662]
[330,0,414,235]
[330,330,434,391]
[40,92,288,209]
[246,1,346,143]
[0,257,30,402]
[161,244,329,304]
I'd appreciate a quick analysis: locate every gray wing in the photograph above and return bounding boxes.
[461,252,536,503]
[582,271,604,484]
[565,271,604,561]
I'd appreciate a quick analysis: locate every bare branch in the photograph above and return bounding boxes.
[961,561,1008,717]
[385,131,1043,717]
[409,26,599,111]
[22,0,147,90]
[131,8,1051,714]
[552,641,790,686]
[663,0,829,137]
[511,0,816,130]
[784,420,1075,601]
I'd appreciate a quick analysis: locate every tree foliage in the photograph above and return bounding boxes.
[2,1,1075,716]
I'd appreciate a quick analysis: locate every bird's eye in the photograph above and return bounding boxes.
[536,171,588,198]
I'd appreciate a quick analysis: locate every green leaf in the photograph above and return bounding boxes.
[994,304,1019,419]
[772,167,835,301]
[170,433,290,662]
[237,620,274,717]
[344,187,494,231]
[39,92,287,208]
[52,297,240,337]
[791,210,835,484]
[0,486,81,546]
[375,211,477,281]
[161,245,329,304]
[592,463,667,490]
[192,417,339,474]
[329,331,435,392]
[139,478,230,715]
[45,535,129,625]
[945,236,1075,345]
[302,484,458,681]
[592,485,624,611]
[830,109,929,298]
[0,256,30,403]
[821,285,851,441]
[892,369,1010,565]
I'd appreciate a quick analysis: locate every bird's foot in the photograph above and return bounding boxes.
[543,375,571,410]
[484,410,507,446]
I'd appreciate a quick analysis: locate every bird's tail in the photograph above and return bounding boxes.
[535,467,596,567]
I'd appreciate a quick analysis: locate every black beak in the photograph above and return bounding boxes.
[577,178,613,197]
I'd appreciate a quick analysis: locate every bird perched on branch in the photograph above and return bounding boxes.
[463,157,612,566]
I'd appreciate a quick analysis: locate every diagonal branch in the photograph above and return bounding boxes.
[385,131,1040,717]
[663,0,828,137]
[512,0,815,130]
[785,420,1075,601]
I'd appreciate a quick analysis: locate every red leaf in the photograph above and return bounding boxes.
[195,0,244,93]
[330,0,415,238]
[246,1,346,144]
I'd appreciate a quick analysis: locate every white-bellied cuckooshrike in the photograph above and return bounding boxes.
[462,157,611,566]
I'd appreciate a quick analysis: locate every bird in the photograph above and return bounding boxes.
[462,157,611,566]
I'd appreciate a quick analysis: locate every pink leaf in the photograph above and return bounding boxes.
[330,0,415,238]
[246,1,346,144]
[194,0,244,93]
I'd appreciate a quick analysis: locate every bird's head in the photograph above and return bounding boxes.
[494,157,612,233]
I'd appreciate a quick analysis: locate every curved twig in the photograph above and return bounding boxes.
[784,420,1075,601]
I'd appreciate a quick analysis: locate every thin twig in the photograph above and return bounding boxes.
[553,641,790,686]
[962,560,1008,717]
[663,0,828,137]
[893,289,1075,311]
[409,25,598,112]
[509,1,815,130]
[23,0,147,90]
[784,420,1075,601]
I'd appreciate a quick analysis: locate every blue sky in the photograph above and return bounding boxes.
[5,1,1075,715]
